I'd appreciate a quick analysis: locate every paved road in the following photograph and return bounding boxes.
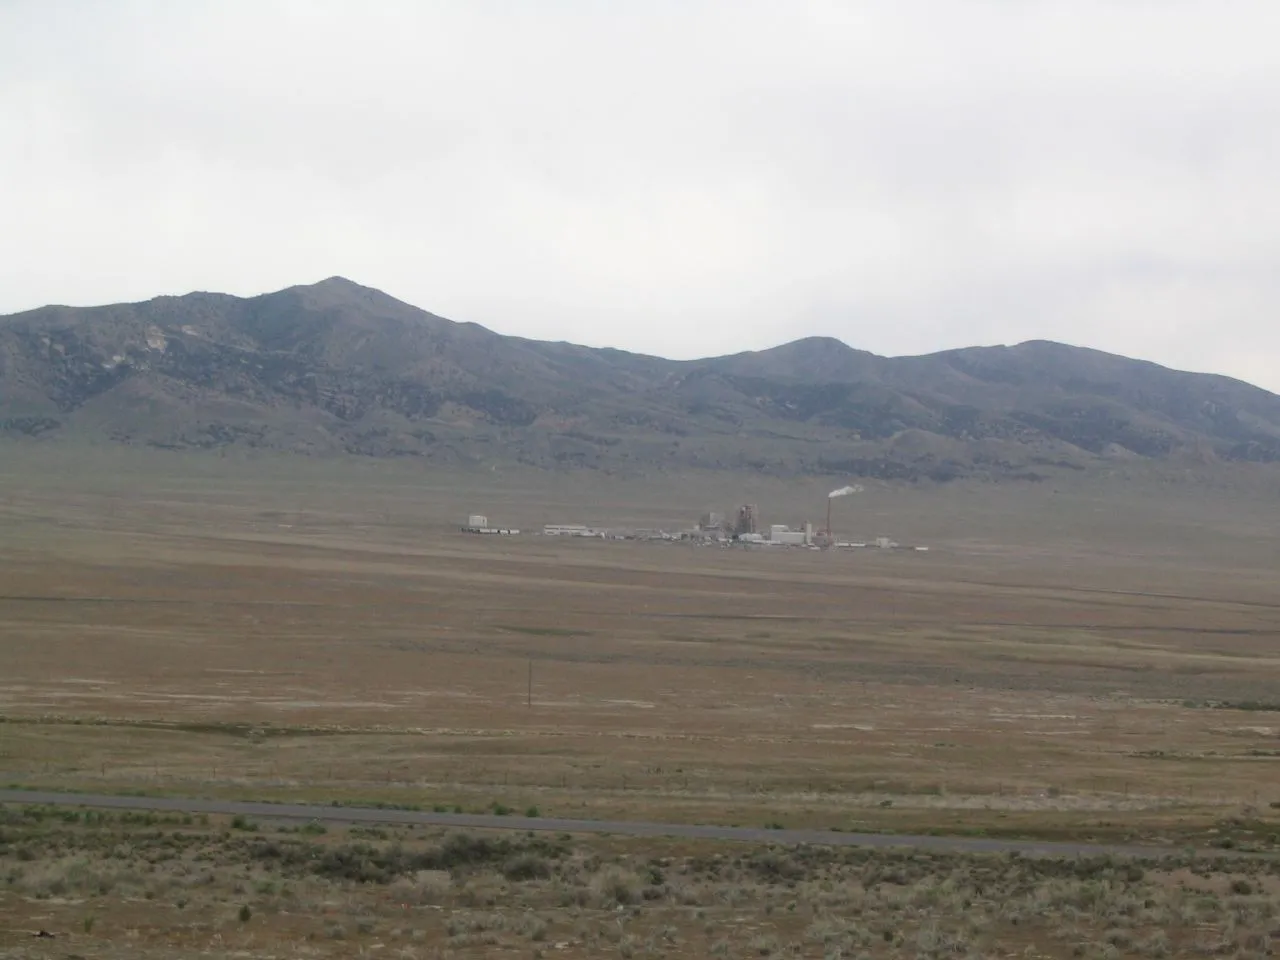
[0,789,1215,860]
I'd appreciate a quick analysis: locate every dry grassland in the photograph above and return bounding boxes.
[1,445,1279,955]
[2,806,1280,959]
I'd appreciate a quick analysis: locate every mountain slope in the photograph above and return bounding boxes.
[2,278,1278,479]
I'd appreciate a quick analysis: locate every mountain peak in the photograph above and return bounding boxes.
[271,277,421,317]
[311,276,364,290]
[773,335,864,356]
[706,335,879,382]
[287,276,384,298]
[781,334,854,349]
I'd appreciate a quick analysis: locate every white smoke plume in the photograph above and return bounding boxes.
[828,484,863,498]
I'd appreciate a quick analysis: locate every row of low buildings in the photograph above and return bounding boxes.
[543,524,679,540]
[461,514,520,535]
[468,520,667,539]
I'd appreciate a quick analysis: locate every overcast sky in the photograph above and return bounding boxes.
[3,1,1279,390]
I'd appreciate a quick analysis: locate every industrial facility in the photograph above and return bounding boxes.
[461,514,520,535]
[464,485,928,552]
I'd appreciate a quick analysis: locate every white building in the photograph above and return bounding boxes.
[543,524,593,536]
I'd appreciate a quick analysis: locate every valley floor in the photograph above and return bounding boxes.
[1,446,1278,955]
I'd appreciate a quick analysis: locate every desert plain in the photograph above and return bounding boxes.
[1,444,1278,958]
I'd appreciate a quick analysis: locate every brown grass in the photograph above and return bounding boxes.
[1,808,1279,959]
[1,446,1279,856]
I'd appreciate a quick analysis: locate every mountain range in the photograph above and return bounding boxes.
[2,277,1278,481]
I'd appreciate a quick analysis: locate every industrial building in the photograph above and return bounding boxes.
[460,489,928,553]
[770,529,808,546]
[461,513,519,535]
[760,521,815,546]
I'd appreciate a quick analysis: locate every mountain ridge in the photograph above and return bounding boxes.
[2,278,1278,480]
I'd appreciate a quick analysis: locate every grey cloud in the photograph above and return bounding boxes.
[2,0,1278,390]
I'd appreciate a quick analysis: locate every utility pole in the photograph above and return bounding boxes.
[527,659,532,708]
